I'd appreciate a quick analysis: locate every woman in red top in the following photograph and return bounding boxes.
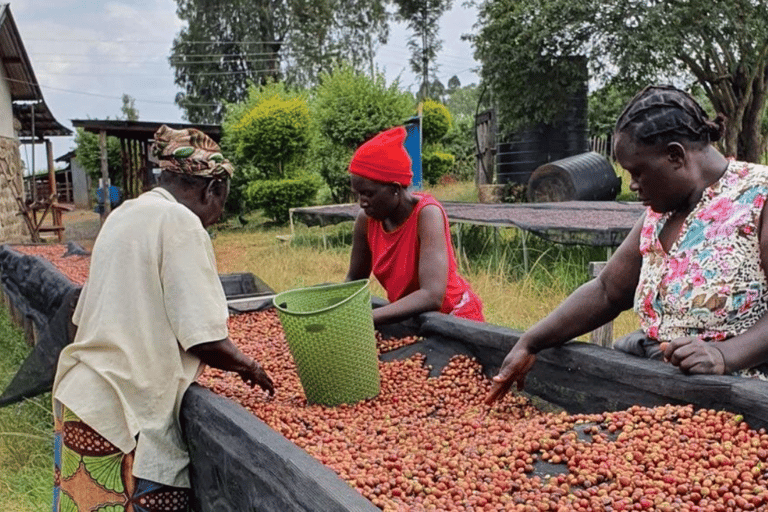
[346,126,484,326]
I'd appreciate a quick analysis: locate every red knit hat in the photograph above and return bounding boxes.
[348,126,413,186]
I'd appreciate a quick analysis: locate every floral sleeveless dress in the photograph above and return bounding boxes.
[635,160,768,378]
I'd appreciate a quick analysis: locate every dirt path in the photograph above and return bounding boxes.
[60,208,101,251]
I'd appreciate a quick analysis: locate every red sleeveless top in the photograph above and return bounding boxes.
[367,193,484,321]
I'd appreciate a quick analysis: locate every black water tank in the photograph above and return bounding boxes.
[526,152,621,202]
[495,127,548,185]
[496,80,589,186]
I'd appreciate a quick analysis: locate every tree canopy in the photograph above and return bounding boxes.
[471,0,768,161]
[170,0,389,123]
[121,94,139,121]
[393,0,453,100]
[73,128,122,184]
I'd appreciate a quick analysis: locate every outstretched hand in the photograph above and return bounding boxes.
[237,360,275,396]
[484,346,537,405]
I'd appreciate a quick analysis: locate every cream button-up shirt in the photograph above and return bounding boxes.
[53,187,228,488]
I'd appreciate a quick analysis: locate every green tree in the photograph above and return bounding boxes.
[445,83,481,121]
[121,94,139,121]
[73,128,122,185]
[471,0,768,161]
[170,0,283,124]
[393,0,452,100]
[170,0,389,123]
[73,94,142,189]
[283,0,389,86]
[313,65,414,148]
[587,80,636,139]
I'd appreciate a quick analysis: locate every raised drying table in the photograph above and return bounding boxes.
[290,201,646,266]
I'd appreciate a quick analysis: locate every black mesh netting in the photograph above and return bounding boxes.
[0,244,276,407]
[0,245,80,406]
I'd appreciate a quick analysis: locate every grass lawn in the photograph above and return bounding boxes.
[0,306,54,512]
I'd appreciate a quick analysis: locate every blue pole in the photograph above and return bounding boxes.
[403,117,422,191]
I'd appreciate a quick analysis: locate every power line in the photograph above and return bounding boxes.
[26,37,478,63]
[31,58,283,67]
[24,38,285,45]
[30,51,285,60]
[5,77,219,107]
[29,46,476,65]
[36,68,280,78]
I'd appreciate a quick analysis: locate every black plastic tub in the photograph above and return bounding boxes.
[527,151,622,202]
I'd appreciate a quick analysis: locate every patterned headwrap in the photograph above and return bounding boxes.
[348,126,413,186]
[615,85,720,145]
[151,125,234,178]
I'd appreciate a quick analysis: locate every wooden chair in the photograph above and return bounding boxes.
[15,194,70,243]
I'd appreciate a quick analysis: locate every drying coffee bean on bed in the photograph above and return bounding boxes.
[12,244,90,285]
[207,309,768,512]
[376,331,421,352]
[17,245,768,511]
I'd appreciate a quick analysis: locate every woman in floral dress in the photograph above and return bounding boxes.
[487,85,768,404]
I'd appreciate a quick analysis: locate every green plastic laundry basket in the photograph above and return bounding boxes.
[273,279,380,406]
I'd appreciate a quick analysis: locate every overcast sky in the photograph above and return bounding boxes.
[10,0,480,173]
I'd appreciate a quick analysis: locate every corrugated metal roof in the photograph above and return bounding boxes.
[0,4,71,137]
[71,119,221,142]
[0,4,41,101]
[15,101,72,137]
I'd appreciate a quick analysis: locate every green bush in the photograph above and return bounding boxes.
[224,163,262,218]
[221,81,311,217]
[313,64,414,148]
[310,64,414,201]
[307,136,355,204]
[422,150,455,185]
[420,99,452,144]
[439,116,476,181]
[226,95,310,178]
[501,182,528,203]
[245,174,321,223]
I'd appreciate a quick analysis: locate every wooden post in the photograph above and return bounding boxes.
[588,261,613,347]
[30,102,36,203]
[99,130,111,222]
[64,165,71,202]
[475,109,496,186]
[121,138,130,198]
[521,230,529,274]
[46,138,57,200]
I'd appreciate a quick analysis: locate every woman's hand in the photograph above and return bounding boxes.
[661,336,727,375]
[189,338,276,396]
[484,344,537,405]
[237,360,275,396]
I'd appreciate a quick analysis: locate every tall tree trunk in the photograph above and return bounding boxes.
[739,68,768,163]
[740,94,765,163]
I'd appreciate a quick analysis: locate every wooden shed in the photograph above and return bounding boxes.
[70,120,221,217]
